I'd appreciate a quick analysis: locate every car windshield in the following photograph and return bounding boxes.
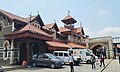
[47,54,57,59]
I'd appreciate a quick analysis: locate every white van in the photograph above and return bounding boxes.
[53,51,81,65]
[68,49,98,63]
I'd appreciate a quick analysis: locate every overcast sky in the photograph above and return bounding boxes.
[0,0,120,38]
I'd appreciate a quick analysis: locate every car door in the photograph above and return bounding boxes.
[43,54,50,66]
[64,53,69,63]
[37,54,44,66]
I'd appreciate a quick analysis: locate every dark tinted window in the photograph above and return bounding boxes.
[54,53,58,56]
[59,53,63,56]
[64,53,68,56]
[38,54,43,58]
[86,52,91,56]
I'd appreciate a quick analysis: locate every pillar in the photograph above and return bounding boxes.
[10,39,14,64]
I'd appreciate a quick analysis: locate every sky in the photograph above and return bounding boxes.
[0,0,120,38]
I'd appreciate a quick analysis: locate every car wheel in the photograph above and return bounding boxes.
[32,62,37,67]
[50,63,56,69]
[87,60,91,64]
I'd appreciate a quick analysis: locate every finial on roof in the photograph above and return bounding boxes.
[37,10,39,15]
[68,10,70,15]
[54,19,56,23]
[29,12,32,22]
[80,22,82,27]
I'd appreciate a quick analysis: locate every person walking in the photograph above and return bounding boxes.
[68,53,74,72]
[99,53,105,67]
[118,54,120,64]
[90,54,96,69]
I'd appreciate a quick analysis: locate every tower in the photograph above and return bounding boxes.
[61,11,77,30]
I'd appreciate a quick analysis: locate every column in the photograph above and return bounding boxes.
[10,39,14,64]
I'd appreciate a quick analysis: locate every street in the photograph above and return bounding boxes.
[3,59,112,72]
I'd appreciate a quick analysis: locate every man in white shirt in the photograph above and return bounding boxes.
[68,53,74,72]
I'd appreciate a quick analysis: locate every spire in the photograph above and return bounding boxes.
[37,10,39,15]
[68,10,70,15]
[54,19,56,23]
[29,12,32,22]
[80,22,82,27]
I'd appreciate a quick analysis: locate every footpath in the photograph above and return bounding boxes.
[102,59,120,72]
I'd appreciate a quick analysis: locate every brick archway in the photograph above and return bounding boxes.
[90,43,108,58]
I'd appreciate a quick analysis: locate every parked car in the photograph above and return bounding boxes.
[53,51,81,65]
[32,53,64,69]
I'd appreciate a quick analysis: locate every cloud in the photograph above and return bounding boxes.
[84,27,120,38]
[98,9,110,17]
[96,27,120,37]
[84,27,96,37]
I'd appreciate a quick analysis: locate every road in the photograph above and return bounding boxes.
[2,59,113,72]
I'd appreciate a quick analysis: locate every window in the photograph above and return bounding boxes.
[54,53,58,56]
[14,52,18,57]
[86,52,91,56]
[64,53,68,57]
[59,53,63,56]
[80,51,82,54]
[38,54,43,58]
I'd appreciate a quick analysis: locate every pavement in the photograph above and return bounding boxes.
[102,59,120,72]
[1,59,116,72]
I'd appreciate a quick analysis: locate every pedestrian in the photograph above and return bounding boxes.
[90,54,96,69]
[68,53,74,72]
[118,54,120,64]
[99,53,105,67]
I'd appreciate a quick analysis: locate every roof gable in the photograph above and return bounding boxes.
[25,15,44,26]
[73,27,85,35]
[0,9,27,23]
[45,23,59,31]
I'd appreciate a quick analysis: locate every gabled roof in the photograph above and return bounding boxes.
[45,23,54,29]
[18,23,52,37]
[25,15,44,26]
[62,15,73,20]
[0,9,28,23]
[45,23,59,31]
[72,27,85,35]
[61,15,77,24]
[72,27,81,33]
[59,27,71,32]
[5,23,52,39]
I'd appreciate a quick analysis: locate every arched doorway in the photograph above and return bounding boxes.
[19,42,27,64]
[91,44,107,58]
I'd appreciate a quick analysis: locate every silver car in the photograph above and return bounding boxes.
[32,53,64,69]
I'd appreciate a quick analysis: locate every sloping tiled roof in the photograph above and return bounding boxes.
[47,41,69,48]
[68,42,86,49]
[59,27,71,32]
[72,27,81,33]
[45,23,54,29]
[20,24,52,37]
[61,15,77,24]
[62,15,74,20]
[8,23,52,37]
[0,9,28,23]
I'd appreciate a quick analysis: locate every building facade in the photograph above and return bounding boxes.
[0,9,87,65]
